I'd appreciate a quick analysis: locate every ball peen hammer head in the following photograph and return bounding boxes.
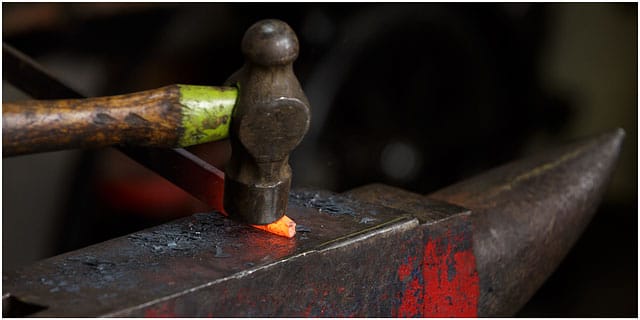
[224,19,311,225]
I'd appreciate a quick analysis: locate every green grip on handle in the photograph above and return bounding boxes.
[178,84,238,147]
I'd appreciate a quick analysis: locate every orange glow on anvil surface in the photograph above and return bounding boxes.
[251,215,297,238]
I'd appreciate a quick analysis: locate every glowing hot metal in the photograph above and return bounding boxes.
[251,215,297,238]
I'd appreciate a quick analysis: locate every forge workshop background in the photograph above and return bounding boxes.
[3,3,637,316]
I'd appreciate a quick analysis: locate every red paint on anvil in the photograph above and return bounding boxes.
[143,301,176,318]
[422,232,479,317]
[396,228,479,317]
[398,274,423,317]
[397,255,423,317]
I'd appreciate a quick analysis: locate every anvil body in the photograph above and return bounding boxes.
[3,129,624,317]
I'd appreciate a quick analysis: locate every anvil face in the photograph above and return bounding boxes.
[3,189,476,317]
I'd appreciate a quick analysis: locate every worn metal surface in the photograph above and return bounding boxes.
[2,85,237,156]
[2,190,473,317]
[223,19,311,225]
[2,129,624,317]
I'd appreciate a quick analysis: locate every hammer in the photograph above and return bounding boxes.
[2,19,311,225]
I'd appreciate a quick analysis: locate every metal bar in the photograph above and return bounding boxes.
[119,147,225,211]
[2,43,228,212]
[2,129,624,317]
[3,43,84,100]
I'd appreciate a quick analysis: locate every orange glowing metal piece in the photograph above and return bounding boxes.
[251,215,297,238]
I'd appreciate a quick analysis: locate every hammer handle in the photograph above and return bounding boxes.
[3,85,237,156]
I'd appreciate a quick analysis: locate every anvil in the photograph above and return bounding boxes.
[2,127,623,316]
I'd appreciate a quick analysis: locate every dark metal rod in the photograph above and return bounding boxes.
[119,147,225,211]
[3,43,83,100]
[2,42,227,212]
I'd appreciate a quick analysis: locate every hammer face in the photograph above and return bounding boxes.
[224,172,291,225]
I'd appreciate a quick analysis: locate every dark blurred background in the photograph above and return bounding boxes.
[2,3,637,316]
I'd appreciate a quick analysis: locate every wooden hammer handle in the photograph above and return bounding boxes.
[3,85,237,156]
